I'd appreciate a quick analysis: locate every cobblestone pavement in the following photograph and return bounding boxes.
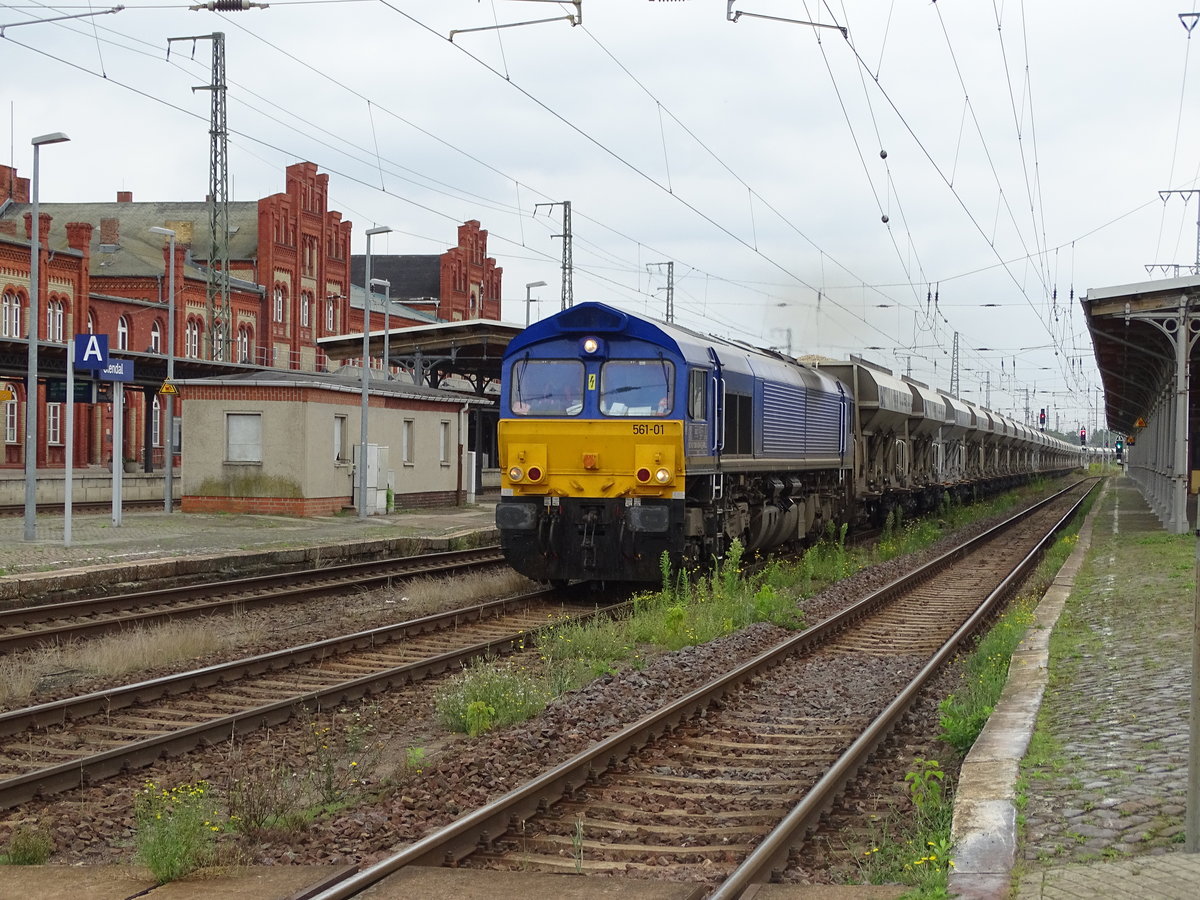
[1014,478,1198,898]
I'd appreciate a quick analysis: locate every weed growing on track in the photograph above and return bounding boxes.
[133,780,226,883]
[855,758,955,896]
[435,658,556,736]
[0,825,53,865]
[304,704,384,806]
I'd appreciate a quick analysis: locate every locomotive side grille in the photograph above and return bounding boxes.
[806,391,846,456]
[762,382,806,454]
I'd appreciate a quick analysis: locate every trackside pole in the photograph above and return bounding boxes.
[112,382,123,527]
[64,339,74,546]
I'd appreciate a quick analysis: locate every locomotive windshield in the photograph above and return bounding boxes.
[510,359,584,416]
[600,360,674,416]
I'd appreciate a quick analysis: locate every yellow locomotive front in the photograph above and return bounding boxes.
[496,340,688,585]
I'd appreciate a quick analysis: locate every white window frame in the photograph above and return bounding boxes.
[273,286,284,323]
[225,412,263,463]
[47,402,62,445]
[333,414,347,462]
[237,327,250,363]
[325,298,335,331]
[185,320,200,358]
[152,396,161,447]
[300,292,310,328]
[117,315,129,350]
[1,292,18,338]
[4,385,17,443]
[402,419,414,465]
[47,299,64,342]
[150,321,162,353]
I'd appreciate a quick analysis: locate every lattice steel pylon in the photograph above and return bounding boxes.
[168,31,230,360]
[535,200,573,309]
[950,331,960,397]
[647,261,674,323]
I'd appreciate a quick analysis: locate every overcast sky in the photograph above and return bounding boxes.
[5,0,1200,434]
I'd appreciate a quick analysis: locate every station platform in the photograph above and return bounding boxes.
[3,475,1199,898]
[0,497,500,602]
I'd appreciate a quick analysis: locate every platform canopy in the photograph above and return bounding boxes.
[1082,273,1200,436]
[318,319,523,392]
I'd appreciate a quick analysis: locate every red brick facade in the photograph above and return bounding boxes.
[256,162,352,372]
[439,220,503,322]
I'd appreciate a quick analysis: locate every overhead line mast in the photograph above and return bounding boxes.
[536,200,574,310]
[168,31,231,360]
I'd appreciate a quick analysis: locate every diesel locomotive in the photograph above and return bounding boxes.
[494,301,1080,585]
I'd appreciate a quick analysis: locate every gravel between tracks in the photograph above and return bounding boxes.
[0,496,1051,883]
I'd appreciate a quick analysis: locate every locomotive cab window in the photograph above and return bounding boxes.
[511,360,585,416]
[600,360,674,416]
[688,368,707,420]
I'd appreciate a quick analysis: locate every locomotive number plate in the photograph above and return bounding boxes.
[632,423,666,435]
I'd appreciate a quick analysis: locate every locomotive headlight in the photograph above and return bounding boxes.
[654,467,672,484]
[582,336,600,354]
[508,466,524,482]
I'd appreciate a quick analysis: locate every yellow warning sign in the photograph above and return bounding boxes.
[158,381,178,395]
[1134,417,1147,429]
[0,389,12,402]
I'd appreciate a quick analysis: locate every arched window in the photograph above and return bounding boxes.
[46,298,65,342]
[152,396,161,447]
[325,298,335,331]
[300,291,310,328]
[185,319,200,358]
[236,325,251,363]
[116,315,129,350]
[212,322,226,361]
[86,310,96,334]
[1,291,19,338]
[273,285,285,323]
[150,321,162,353]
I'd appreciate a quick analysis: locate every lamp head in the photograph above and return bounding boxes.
[32,132,70,147]
[148,226,176,238]
[526,280,548,290]
[365,225,392,237]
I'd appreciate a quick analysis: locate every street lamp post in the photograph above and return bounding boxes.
[370,278,391,379]
[24,131,70,542]
[149,226,177,514]
[525,280,547,328]
[360,225,391,519]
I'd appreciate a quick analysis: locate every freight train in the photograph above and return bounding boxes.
[495,301,1080,585]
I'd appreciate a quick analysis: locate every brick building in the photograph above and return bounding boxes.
[350,220,503,323]
[0,161,503,513]
[0,162,360,471]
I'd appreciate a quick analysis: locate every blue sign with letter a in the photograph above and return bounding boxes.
[75,334,109,370]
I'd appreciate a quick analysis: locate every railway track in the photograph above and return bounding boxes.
[298,478,1096,899]
[0,499,176,517]
[0,545,505,653]
[0,590,625,809]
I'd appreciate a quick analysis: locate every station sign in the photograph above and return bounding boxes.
[100,359,134,382]
[74,334,109,370]
[45,380,113,403]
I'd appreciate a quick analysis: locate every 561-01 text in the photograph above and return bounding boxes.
[632,423,666,435]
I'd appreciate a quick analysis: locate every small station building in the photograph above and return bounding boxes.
[176,369,487,515]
